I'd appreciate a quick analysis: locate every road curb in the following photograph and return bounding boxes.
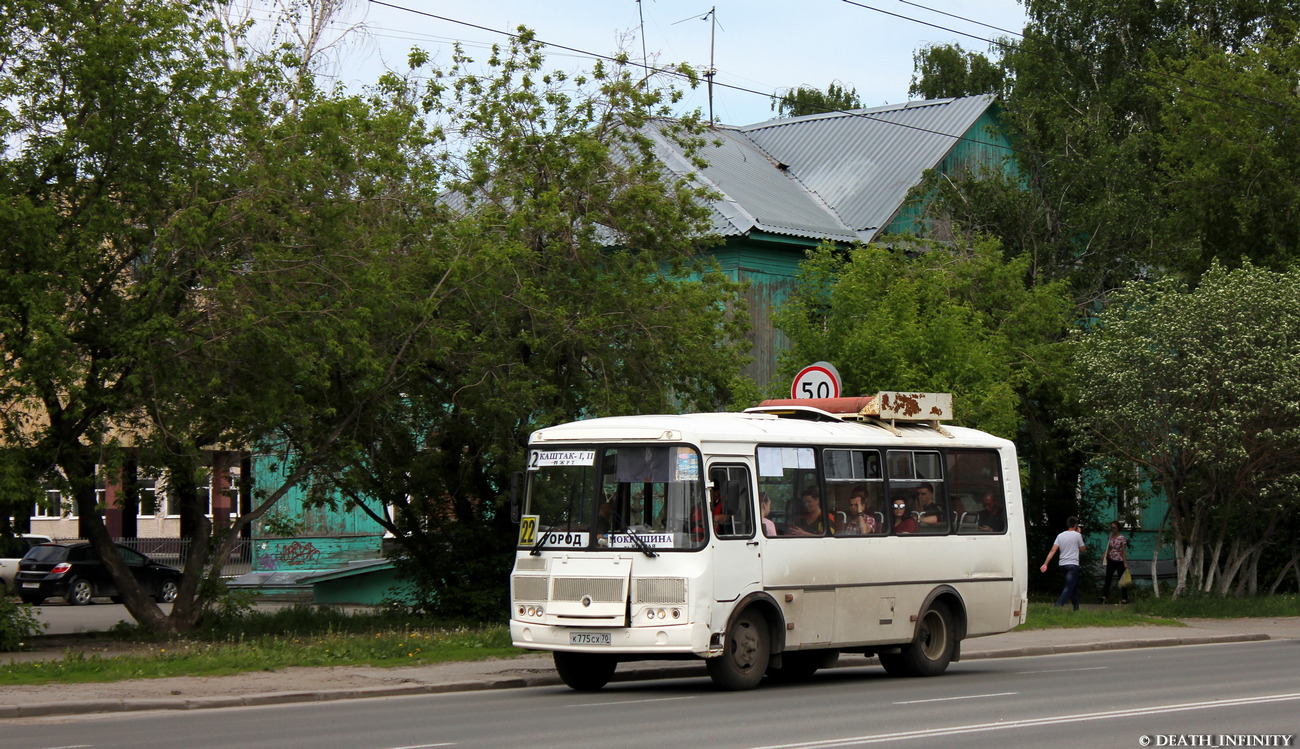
[959,631,1269,660]
[0,632,1272,719]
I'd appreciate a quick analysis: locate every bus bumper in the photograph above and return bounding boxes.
[510,619,711,655]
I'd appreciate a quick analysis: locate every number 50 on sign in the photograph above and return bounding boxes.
[791,361,842,399]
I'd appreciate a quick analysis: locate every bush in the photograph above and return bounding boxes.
[0,595,47,651]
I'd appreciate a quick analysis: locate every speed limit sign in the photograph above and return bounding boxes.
[791,361,842,399]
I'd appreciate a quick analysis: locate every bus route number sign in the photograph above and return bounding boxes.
[518,515,539,546]
[529,450,596,470]
[791,361,842,399]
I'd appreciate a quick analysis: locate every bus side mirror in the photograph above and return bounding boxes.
[509,471,524,523]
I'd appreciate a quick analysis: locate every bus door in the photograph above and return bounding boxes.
[708,462,760,601]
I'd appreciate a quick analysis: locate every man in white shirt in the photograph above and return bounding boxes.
[1040,516,1086,611]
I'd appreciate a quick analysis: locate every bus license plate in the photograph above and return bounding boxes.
[569,632,611,646]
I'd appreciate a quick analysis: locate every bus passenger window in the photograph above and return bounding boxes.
[887,450,948,535]
[947,449,1006,535]
[824,449,883,536]
[757,446,820,537]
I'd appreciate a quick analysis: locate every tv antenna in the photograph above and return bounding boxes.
[673,6,723,122]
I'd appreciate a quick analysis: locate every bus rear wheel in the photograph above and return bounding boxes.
[553,651,617,691]
[879,601,955,678]
[707,610,769,690]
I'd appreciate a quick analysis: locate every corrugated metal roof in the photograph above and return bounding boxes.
[656,95,996,243]
[645,123,860,243]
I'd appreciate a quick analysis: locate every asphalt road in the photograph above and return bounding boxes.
[31,600,302,635]
[5,639,1297,748]
[28,599,172,635]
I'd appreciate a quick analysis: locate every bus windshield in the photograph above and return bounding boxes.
[524,444,707,552]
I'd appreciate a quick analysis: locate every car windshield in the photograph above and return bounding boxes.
[524,445,707,552]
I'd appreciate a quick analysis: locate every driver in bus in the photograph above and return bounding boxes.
[592,499,614,536]
[710,486,732,535]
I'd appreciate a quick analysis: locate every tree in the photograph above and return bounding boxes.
[905,3,1300,571]
[0,0,262,631]
[909,43,1006,99]
[299,35,751,620]
[0,0,458,632]
[915,0,1300,296]
[772,81,863,117]
[773,237,1073,440]
[1071,263,1300,597]
[1153,31,1300,276]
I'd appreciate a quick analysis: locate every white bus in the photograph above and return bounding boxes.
[509,392,1027,691]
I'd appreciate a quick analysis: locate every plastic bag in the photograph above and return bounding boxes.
[1120,569,1133,588]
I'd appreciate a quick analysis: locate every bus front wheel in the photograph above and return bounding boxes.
[707,610,769,690]
[879,601,955,678]
[553,651,617,691]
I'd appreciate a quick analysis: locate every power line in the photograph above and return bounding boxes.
[896,0,1022,38]
[365,0,1023,157]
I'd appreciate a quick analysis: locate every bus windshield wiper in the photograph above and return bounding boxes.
[622,527,658,558]
[529,528,550,556]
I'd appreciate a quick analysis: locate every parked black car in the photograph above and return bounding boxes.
[15,542,182,606]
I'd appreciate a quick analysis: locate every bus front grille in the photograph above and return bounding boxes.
[512,576,549,602]
[552,577,625,603]
[634,577,687,604]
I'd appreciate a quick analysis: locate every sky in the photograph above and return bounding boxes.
[308,0,1027,126]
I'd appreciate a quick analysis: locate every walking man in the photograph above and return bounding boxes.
[1040,516,1086,611]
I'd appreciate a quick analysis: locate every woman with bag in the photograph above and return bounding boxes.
[1101,520,1130,604]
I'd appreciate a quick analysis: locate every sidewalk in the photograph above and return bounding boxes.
[3,616,1297,719]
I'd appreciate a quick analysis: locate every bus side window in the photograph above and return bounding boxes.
[887,450,948,534]
[947,450,1006,535]
[710,465,755,539]
[757,446,819,537]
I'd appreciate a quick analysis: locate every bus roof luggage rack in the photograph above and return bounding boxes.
[745,392,954,437]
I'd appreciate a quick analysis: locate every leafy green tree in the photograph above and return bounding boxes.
[124,60,463,630]
[907,3,1300,565]
[917,1,1300,295]
[0,0,260,631]
[774,237,1072,440]
[1153,31,1300,276]
[301,36,750,620]
[774,236,1080,576]
[0,0,455,632]
[909,43,1006,99]
[772,81,863,117]
[1071,264,1300,597]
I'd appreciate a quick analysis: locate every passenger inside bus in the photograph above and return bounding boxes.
[786,489,826,536]
[760,493,778,537]
[977,490,1006,533]
[890,496,918,534]
[916,483,944,527]
[839,488,879,535]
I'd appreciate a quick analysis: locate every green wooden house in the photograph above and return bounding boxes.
[649,94,1009,386]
